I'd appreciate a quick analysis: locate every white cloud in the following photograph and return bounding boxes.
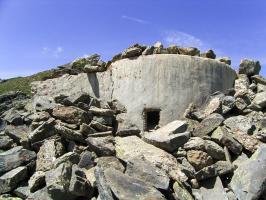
[121,15,150,24]
[41,46,63,58]
[54,46,63,58]
[163,31,206,49]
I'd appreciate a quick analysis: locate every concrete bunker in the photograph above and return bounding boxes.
[32,54,237,131]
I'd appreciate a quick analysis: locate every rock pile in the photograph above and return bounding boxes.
[48,42,231,80]
[0,43,265,200]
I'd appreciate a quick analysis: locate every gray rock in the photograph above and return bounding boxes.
[116,126,141,137]
[204,140,225,160]
[28,118,56,143]
[14,185,31,199]
[36,138,65,171]
[230,145,266,200]
[33,96,55,112]
[90,120,113,132]
[96,156,125,172]
[222,96,235,114]
[143,120,190,152]
[125,158,170,190]
[121,45,143,59]
[52,105,91,124]
[211,127,242,155]
[5,125,29,146]
[200,177,228,200]
[177,157,196,179]
[86,136,115,156]
[187,150,213,171]
[224,115,254,134]
[232,130,261,153]
[93,115,113,126]
[195,161,234,181]
[251,74,266,85]
[80,123,96,136]
[115,136,187,182]
[217,57,231,65]
[234,74,250,95]
[78,150,94,169]
[0,166,27,194]
[27,187,52,200]
[200,49,216,59]
[0,134,13,150]
[0,146,36,174]
[3,108,23,126]
[142,46,155,55]
[53,152,80,168]
[239,59,261,76]
[94,166,114,200]
[68,164,93,198]
[173,181,194,200]
[45,162,72,199]
[55,124,85,143]
[104,168,166,200]
[28,171,45,192]
[167,45,179,54]
[178,47,200,56]
[253,91,266,109]
[183,137,205,151]
[193,113,224,137]
[84,65,106,73]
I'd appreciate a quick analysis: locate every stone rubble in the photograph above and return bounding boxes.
[0,42,265,200]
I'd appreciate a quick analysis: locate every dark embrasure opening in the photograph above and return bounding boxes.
[144,109,160,131]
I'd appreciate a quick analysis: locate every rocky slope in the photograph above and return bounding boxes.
[0,43,266,200]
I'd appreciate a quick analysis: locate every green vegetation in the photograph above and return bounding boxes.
[0,70,55,96]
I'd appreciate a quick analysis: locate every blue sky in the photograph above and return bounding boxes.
[0,0,265,78]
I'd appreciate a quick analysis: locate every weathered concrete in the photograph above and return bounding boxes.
[32,54,236,130]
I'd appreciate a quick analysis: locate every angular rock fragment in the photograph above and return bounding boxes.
[200,177,228,200]
[55,124,85,143]
[0,166,27,194]
[0,146,36,174]
[36,138,65,171]
[200,49,216,59]
[86,136,115,156]
[5,125,29,146]
[28,118,56,143]
[0,134,13,150]
[193,113,224,137]
[239,59,261,76]
[204,140,225,160]
[115,136,187,182]
[105,168,166,200]
[53,152,80,169]
[211,127,242,155]
[89,120,113,132]
[173,181,194,200]
[121,45,144,59]
[224,115,254,134]
[253,91,266,109]
[52,105,91,124]
[178,47,200,56]
[28,171,45,192]
[143,120,190,152]
[230,145,266,200]
[216,57,231,65]
[125,158,170,190]
[96,156,124,172]
[3,108,23,126]
[187,150,213,171]
[183,137,205,151]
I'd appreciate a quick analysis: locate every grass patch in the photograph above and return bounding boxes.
[0,70,55,96]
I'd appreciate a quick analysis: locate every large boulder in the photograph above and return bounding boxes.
[104,168,166,200]
[115,136,187,182]
[239,59,261,76]
[0,146,36,174]
[230,145,266,200]
[143,120,190,152]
